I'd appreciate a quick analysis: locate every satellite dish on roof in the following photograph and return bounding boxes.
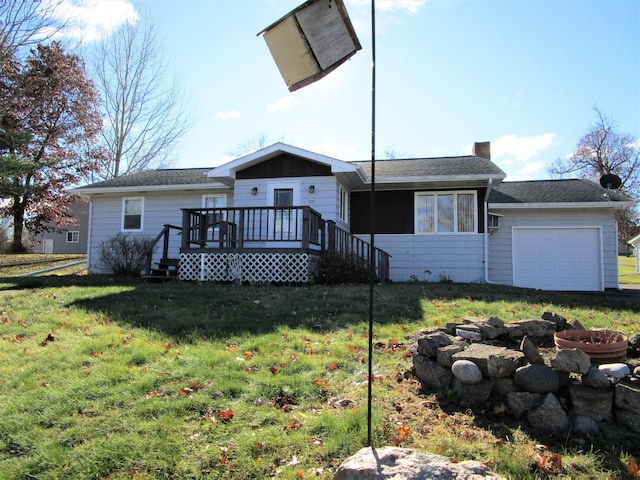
[600,173,622,190]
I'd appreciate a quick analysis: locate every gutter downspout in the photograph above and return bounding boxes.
[484,178,497,284]
[86,196,93,274]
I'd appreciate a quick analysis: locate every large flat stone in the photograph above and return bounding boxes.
[508,392,545,418]
[415,331,462,359]
[568,383,613,422]
[413,354,452,393]
[615,381,640,414]
[453,378,494,407]
[551,349,591,374]
[334,446,503,480]
[514,364,560,393]
[452,343,525,378]
[527,393,570,435]
[505,319,556,339]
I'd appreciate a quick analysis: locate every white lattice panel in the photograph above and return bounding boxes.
[178,252,311,283]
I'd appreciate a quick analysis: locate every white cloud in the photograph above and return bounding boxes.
[310,140,359,160]
[49,0,138,43]
[519,161,544,175]
[266,96,301,113]
[348,0,427,14]
[492,133,557,161]
[214,110,241,120]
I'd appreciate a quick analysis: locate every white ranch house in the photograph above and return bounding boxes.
[76,142,633,291]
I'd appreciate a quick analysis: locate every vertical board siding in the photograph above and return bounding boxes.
[358,234,485,283]
[488,208,619,289]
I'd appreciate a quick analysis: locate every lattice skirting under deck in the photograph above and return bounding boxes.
[178,252,316,283]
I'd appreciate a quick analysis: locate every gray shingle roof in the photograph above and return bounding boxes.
[77,168,217,189]
[489,179,630,204]
[351,155,505,178]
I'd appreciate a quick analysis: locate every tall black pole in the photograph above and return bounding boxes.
[367,0,376,448]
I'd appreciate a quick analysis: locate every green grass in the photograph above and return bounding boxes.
[619,255,640,284]
[0,255,639,479]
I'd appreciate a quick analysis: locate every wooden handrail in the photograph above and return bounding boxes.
[144,224,182,276]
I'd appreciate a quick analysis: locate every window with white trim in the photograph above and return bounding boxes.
[415,191,477,233]
[339,185,348,223]
[66,231,79,243]
[202,194,227,230]
[122,197,143,231]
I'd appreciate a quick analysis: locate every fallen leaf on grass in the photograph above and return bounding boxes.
[216,408,234,421]
[391,423,410,446]
[624,456,640,479]
[532,452,562,475]
[179,387,193,397]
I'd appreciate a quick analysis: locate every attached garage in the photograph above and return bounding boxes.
[512,227,602,291]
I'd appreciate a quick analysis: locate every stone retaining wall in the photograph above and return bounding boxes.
[409,313,640,451]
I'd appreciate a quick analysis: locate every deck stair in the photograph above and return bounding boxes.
[142,257,179,281]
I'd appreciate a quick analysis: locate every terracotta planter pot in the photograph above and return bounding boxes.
[554,329,628,361]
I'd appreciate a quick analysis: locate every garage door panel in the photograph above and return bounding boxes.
[513,228,601,291]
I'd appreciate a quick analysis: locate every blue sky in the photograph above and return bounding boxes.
[55,0,639,180]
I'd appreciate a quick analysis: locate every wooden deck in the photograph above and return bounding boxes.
[144,206,390,283]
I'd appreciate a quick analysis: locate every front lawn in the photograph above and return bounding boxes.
[1,273,639,479]
[619,255,640,284]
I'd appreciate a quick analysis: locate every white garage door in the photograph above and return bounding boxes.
[513,227,602,291]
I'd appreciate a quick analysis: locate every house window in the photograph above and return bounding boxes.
[488,213,503,231]
[339,185,348,223]
[122,197,143,231]
[415,191,477,234]
[66,231,79,243]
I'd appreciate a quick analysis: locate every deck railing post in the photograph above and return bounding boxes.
[238,209,245,248]
[302,207,310,249]
[327,220,336,253]
[181,210,190,249]
[162,224,170,259]
[320,219,326,252]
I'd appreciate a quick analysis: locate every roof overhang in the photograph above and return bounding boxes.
[351,174,506,191]
[74,183,228,196]
[489,201,635,210]
[207,142,366,185]
[628,234,640,245]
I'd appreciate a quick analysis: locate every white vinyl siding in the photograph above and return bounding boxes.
[87,190,232,273]
[360,233,485,283]
[487,208,619,290]
[415,191,477,234]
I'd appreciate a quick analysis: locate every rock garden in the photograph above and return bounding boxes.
[408,312,640,455]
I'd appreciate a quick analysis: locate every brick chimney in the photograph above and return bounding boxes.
[472,141,491,160]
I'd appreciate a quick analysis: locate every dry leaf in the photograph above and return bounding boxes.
[624,456,640,479]
[533,452,562,474]
[217,408,234,421]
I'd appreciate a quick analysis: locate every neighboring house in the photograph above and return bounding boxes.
[628,234,640,273]
[75,142,633,291]
[33,197,89,254]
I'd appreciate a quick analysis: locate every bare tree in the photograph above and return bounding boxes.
[548,106,640,240]
[226,133,285,158]
[383,145,413,159]
[0,1,69,62]
[548,107,640,195]
[92,20,192,179]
